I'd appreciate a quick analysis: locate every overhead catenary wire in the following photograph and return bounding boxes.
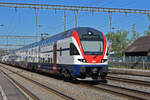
[0,2,150,14]
[0,1,149,50]
[0,1,149,34]
[1,2,150,32]
[0,35,40,49]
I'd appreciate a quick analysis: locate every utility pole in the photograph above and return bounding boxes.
[74,10,78,27]
[109,12,112,32]
[24,40,26,46]
[64,11,66,31]
[35,8,39,42]
[6,36,8,51]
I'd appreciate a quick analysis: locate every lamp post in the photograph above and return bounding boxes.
[0,24,5,50]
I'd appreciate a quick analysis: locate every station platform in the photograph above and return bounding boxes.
[0,93,3,100]
[0,72,28,100]
[109,68,150,77]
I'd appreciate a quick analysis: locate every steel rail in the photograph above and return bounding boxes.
[109,72,150,77]
[0,65,75,100]
[107,75,150,87]
[1,64,150,100]
[0,68,40,100]
[80,82,150,100]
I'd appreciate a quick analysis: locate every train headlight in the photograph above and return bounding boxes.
[88,31,92,35]
[78,59,87,63]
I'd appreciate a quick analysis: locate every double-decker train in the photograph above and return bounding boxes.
[0,27,108,82]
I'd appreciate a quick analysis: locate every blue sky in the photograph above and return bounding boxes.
[0,0,150,38]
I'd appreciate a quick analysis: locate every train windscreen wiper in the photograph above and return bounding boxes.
[93,54,99,59]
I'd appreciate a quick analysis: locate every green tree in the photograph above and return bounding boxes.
[147,14,150,21]
[106,30,130,57]
[144,25,150,36]
[0,49,6,55]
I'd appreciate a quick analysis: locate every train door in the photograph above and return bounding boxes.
[53,42,57,72]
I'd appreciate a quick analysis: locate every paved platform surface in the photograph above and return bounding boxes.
[109,68,150,76]
[0,72,28,100]
[0,93,3,100]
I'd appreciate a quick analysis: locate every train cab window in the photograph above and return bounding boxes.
[70,43,79,55]
[60,47,62,56]
[50,58,53,64]
[106,47,109,56]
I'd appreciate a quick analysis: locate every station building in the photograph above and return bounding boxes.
[125,36,150,62]
[108,36,150,69]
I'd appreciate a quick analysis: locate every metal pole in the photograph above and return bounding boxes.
[64,11,66,31]
[35,8,39,42]
[75,10,78,27]
[109,12,112,32]
[6,36,8,51]
[35,8,39,64]
[24,40,26,46]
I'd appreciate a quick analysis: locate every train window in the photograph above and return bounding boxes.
[51,58,53,64]
[48,58,51,63]
[70,43,79,55]
[60,47,62,56]
[42,58,45,63]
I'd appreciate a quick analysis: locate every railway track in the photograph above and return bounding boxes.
[107,75,150,87]
[80,82,150,100]
[1,64,150,100]
[0,65,75,100]
[0,68,40,100]
[109,71,150,77]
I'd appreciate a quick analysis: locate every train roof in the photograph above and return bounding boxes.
[9,27,103,53]
[43,27,103,42]
[125,36,150,56]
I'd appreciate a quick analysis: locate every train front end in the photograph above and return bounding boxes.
[71,27,108,81]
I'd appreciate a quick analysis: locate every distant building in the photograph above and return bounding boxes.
[125,36,150,62]
[109,36,150,69]
[125,36,150,56]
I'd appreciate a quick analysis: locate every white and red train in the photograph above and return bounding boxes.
[0,27,108,82]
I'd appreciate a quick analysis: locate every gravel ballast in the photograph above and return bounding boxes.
[0,64,129,100]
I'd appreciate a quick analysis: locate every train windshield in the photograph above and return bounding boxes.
[81,40,104,55]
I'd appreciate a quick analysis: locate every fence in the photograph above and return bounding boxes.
[108,56,150,70]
